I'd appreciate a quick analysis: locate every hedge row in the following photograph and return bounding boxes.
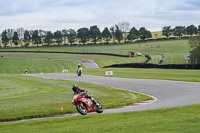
[103,63,200,69]
[0,50,128,57]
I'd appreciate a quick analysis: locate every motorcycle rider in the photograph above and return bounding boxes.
[77,64,82,73]
[72,85,98,107]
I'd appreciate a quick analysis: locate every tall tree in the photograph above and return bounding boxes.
[38,29,46,37]
[110,26,116,43]
[24,30,31,47]
[127,27,138,42]
[45,31,54,45]
[186,25,197,36]
[54,30,63,45]
[32,30,42,47]
[115,25,123,43]
[188,34,200,64]
[12,31,19,47]
[198,25,200,33]
[138,27,152,41]
[118,21,130,42]
[61,29,68,44]
[102,27,112,44]
[7,29,14,47]
[162,26,172,38]
[89,25,101,44]
[1,30,9,48]
[173,26,186,38]
[77,28,89,45]
[67,29,76,45]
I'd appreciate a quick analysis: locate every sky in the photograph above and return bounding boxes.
[0,0,200,32]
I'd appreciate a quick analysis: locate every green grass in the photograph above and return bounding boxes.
[0,52,187,70]
[0,74,151,122]
[1,39,190,54]
[1,104,200,133]
[0,39,199,132]
[0,57,82,74]
[0,52,144,68]
[1,55,199,82]
[0,39,190,66]
[84,68,200,82]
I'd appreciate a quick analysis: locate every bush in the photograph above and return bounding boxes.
[189,46,200,64]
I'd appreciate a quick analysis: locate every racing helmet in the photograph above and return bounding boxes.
[78,64,81,68]
[72,85,79,92]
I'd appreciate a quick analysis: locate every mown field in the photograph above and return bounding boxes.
[0,56,153,122]
[0,55,199,82]
[0,39,199,132]
[0,39,190,66]
[0,39,189,54]
[84,68,200,82]
[0,74,150,122]
[0,57,80,74]
[1,104,200,133]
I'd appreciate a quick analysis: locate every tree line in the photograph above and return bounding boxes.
[1,22,200,48]
[162,25,200,38]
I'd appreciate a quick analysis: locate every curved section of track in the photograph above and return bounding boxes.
[3,55,99,69]
[28,73,200,113]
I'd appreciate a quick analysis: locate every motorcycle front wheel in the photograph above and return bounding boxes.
[76,103,87,115]
[96,102,103,113]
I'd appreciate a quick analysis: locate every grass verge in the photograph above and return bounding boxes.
[1,104,200,133]
[1,39,190,66]
[84,68,200,82]
[0,74,151,122]
[0,57,82,74]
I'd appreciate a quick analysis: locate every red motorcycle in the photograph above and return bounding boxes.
[72,92,103,115]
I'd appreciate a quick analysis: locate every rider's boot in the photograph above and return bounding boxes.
[91,98,98,107]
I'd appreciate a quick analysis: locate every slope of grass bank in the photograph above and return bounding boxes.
[0,57,81,74]
[0,52,144,68]
[0,39,190,65]
[84,68,200,82]
[0,40,190,67]
[1,104,200,133]
[1,56,199,82]
[0,51,187,69]
[0,74,151,122]
[0,39,189,54]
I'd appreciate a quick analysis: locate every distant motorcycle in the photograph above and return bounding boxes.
[77,67,82,76]
[72,91,103,115]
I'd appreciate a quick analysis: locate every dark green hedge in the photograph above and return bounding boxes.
[104,63,200,69]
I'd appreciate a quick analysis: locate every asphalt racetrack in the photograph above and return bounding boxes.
[28,73,200,114]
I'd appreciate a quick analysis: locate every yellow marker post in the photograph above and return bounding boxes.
[61,107,63,111]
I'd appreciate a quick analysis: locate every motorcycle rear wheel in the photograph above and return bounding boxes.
[78,70,81,76]
[96,102,103,113]
[76,103,87,115]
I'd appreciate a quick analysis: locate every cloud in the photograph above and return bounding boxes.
[0,0,200,32]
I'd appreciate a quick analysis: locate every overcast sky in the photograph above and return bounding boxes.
[0,0,200,32]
